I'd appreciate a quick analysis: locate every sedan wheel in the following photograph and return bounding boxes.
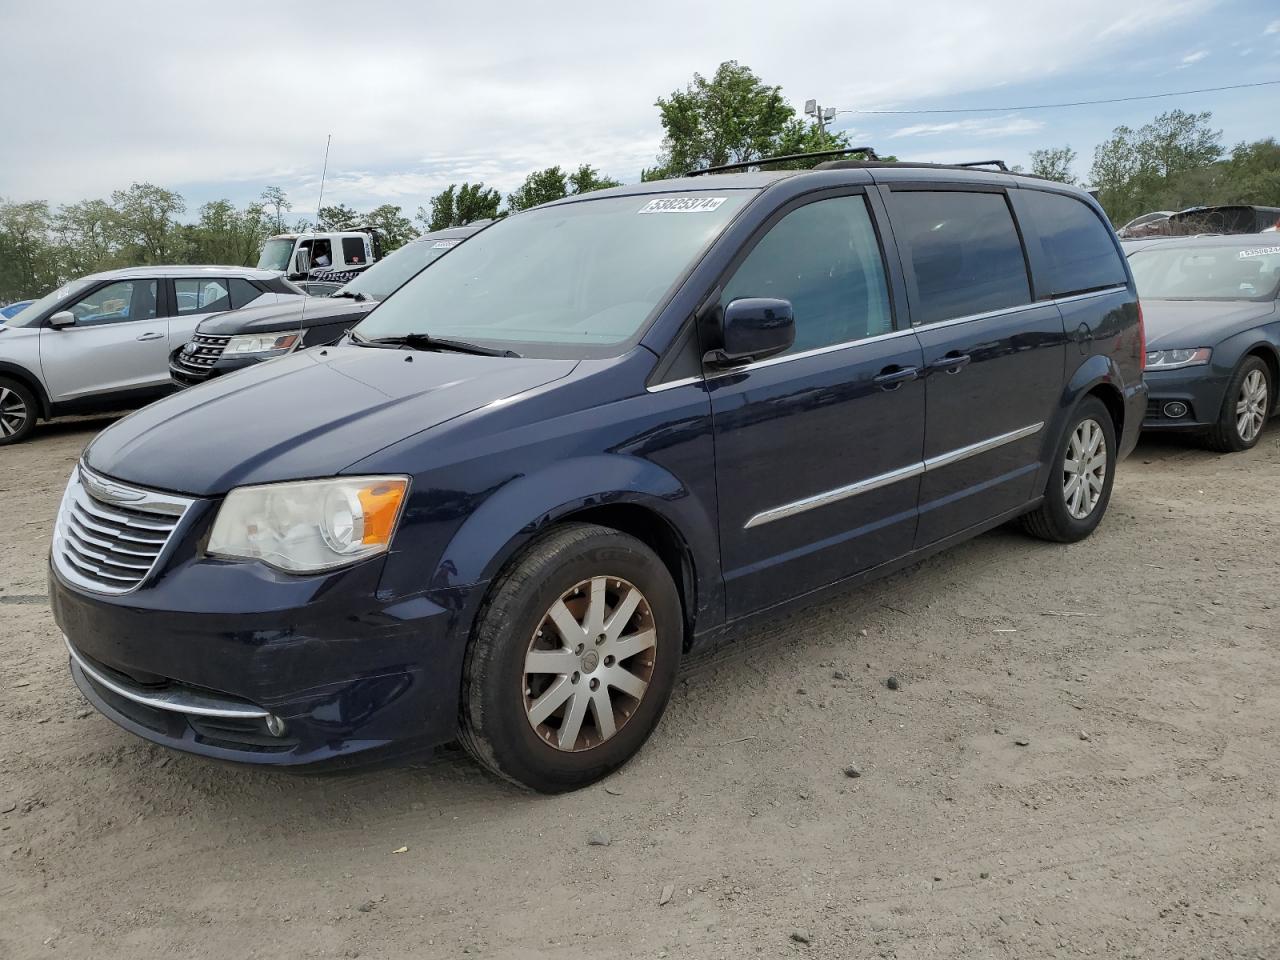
[0,378,37,445]
[1236,368,1268,444]
[1063,418,1107,520]
[523,576,656,752]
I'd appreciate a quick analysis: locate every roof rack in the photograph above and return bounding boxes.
[953,160,1009,171]
[686,146,879,177]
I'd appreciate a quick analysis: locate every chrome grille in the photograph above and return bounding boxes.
[175,333,231,377]
[52,465,194,595]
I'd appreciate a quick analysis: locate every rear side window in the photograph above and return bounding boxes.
[1021,191,1127,297]
[720,194,892,355]
[229,278,263,309]
[887,191,1030,325]
[341,237,367,264]
[175,278,231,315]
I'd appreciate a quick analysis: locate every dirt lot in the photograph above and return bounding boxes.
[2,414,1278,959]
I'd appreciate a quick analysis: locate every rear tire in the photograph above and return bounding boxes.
[1022,395,1116,543]
[0,377,37,446]
[1203,355,1270,453]
[460,523,682,793]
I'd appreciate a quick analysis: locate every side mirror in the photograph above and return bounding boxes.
[707,297,795,366]
[293,249,311,277]
[49,310,76,329]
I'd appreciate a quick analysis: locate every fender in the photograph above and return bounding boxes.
[0,360,51,418]
[1032,353,1130,494]
[1211,327,1280,384]
[430,453,724,629]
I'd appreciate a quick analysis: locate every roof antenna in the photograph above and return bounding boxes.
[296,133,332,346]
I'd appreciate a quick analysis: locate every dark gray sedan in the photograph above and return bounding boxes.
[1130,235,1280,451]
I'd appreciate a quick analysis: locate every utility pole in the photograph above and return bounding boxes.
[803,99,837,145]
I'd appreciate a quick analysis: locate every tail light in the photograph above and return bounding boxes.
[1137,300,1146,371]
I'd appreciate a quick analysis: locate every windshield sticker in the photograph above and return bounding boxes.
[1239,246,1280,259]
[431,239,462,249]
[638,196,727,214]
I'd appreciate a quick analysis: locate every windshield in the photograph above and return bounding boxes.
[257,238,295,272]
[340,236,463,301]
[353,191,754,357]
[1130,243,1280,301]
[4,277,96,328]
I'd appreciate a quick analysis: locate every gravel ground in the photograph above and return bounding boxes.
[2,415,1278,959]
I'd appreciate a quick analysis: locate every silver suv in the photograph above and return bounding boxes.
[0,266,301,444]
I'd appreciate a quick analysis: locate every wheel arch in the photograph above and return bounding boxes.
[430,454,724,643]
[1241,341,1280,413]
[0,361,50,419]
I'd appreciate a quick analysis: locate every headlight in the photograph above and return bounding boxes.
[224,331,302,355]
[1145,347,1211,370]
[208,476,409,573]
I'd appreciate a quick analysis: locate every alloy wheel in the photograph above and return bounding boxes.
[0,386,28,438]
[1063,418,1107,520]
[1236,369,1268,444]
[523,576,656,752]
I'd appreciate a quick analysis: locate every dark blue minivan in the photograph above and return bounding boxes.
[50,162,1147,792]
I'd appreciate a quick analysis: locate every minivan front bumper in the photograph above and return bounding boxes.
[50,559,481,766]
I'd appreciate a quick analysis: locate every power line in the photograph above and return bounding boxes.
[835,80,1280,116]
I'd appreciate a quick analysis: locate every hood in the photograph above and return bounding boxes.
[0,322,38,344]
[85,345,577,496]
[1142,299,1277,350]
[196,297,375,336]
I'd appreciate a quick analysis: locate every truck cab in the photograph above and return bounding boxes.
[256,229,383,281]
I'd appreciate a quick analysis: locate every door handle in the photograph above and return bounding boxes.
[135,332,165,342]
[873,365,919,390]
[926,352,971,373]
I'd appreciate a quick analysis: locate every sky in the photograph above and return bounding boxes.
[1,0,1277,222]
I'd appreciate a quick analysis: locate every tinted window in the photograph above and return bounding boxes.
[341,237,367,264]
[720,195,892,354]
[175,278,231,315]
[68,280,158,327]
[229,278,264,309]
[1022,191,1127,297]
[887,191,1030,325]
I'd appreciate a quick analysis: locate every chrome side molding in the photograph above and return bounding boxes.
[744,422,1044,529]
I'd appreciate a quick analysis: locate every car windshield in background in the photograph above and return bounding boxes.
[340,237,464,301]
[1129,243,1280,301]
[257,238,294,272]
[354,191,755,357]
[4,277,95,328]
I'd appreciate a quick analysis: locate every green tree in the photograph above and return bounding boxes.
[317,203,361,231]
[643,61,851,178]
[54,199,121,276]
[1218,138,1280,206]
[1028,146,1077,184]
[260,186,292,233]
[507,166,571,212]
[111,182,186,262]
[567,164,622,196]
[363,204,417,251]
[1090,111,1222,223]
[183,199,273,265]
[419,182,502,231]
[0,199,58,302]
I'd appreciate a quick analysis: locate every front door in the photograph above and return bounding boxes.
[707,192,926,620]
[881,188,1068,547]
[39,277,166,403]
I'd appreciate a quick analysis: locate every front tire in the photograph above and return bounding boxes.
[1204,356,1270,453]
[1022,395,1117,543]
[460,523,682,793]
[0,377,37,446]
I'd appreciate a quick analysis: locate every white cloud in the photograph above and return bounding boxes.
[1265,19,1280,35]
[890,115,1046,139]
[1179,49,1210,66]
[0,0,1221,207]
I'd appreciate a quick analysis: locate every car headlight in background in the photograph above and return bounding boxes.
[224,331,302,355]
[1145,347,1212,370]
[208,476,409,573]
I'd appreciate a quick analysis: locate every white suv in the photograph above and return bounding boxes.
[0,266,301,444]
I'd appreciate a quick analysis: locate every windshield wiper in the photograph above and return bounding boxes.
[350,331,520,357]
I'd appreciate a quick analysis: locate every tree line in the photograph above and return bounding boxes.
[3,61,1279,305]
